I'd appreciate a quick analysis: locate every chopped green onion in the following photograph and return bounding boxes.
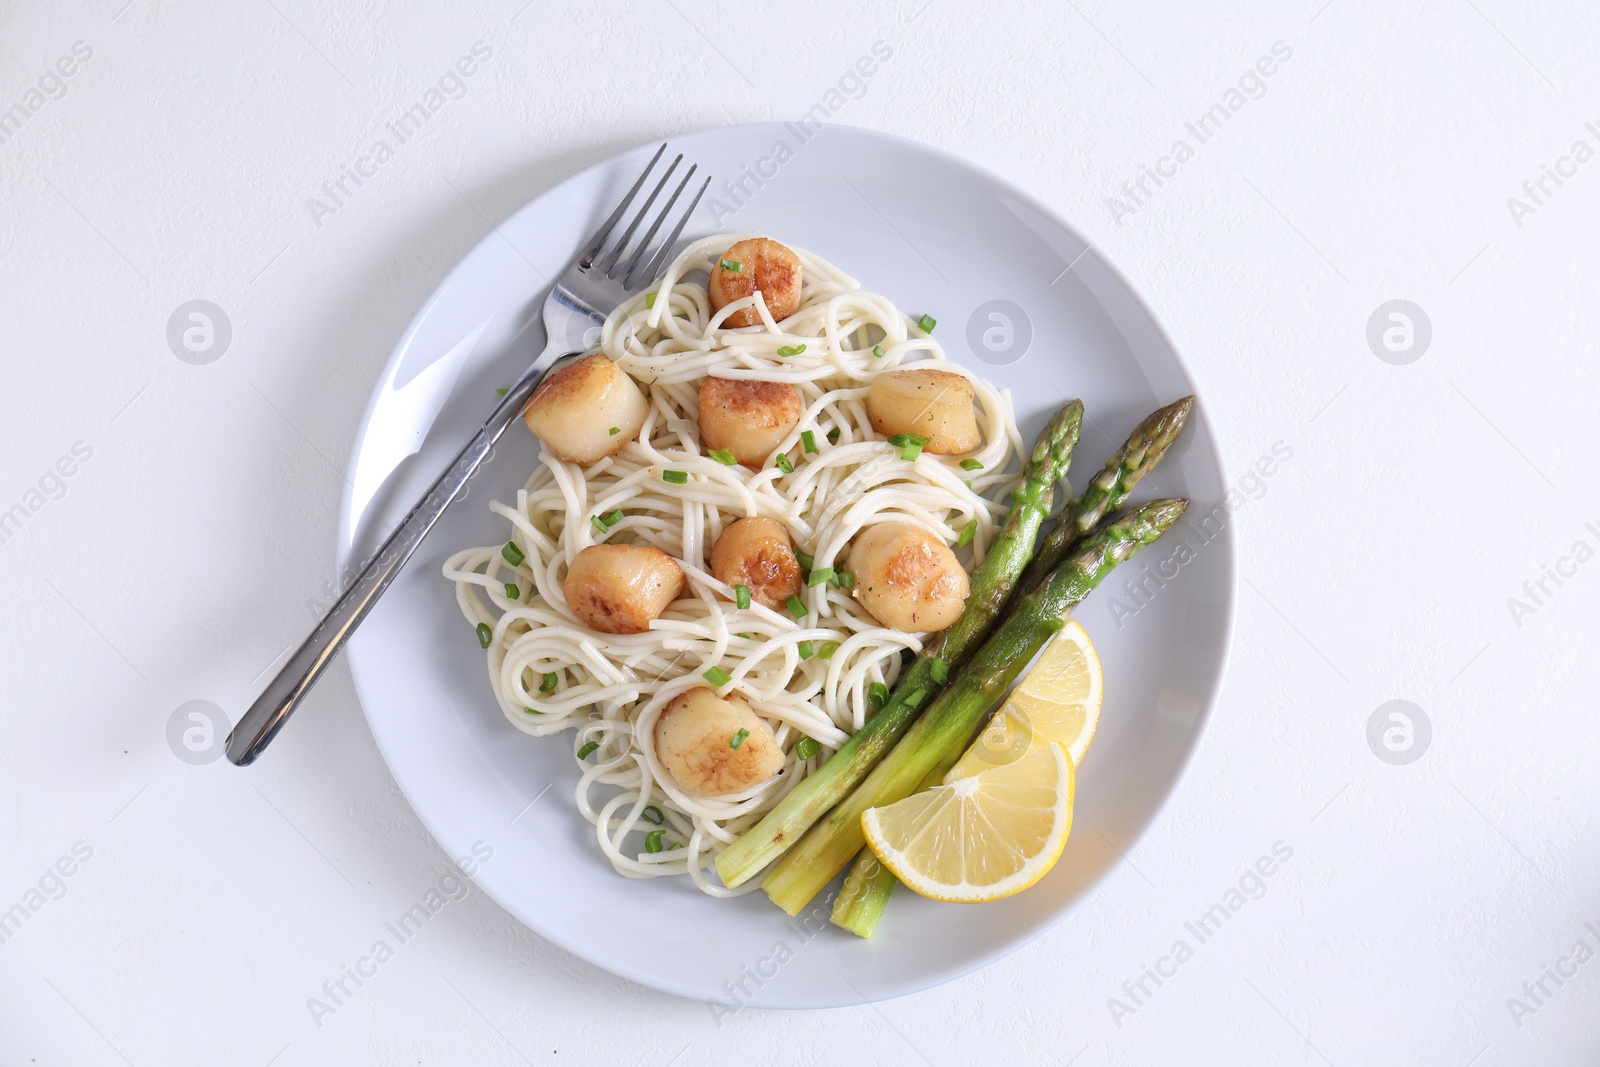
[504,583,520,599]
[667,841,683,850]
[703,665,732,686]
[795,737,820,760]
[827,427,840,444]
[645,829,665,853]
[577,740,599,760]
[868,682,889,708]
[774,452,795,474]
[475,622,492,648]
[801,430,818,454]
[959,458,984,471]
[931,656,949,684]
[904,688,927,707]
[600,509,624,528]
[645,292,656,308]
[708,448,737,466]
[776,344,806,356]
[835,571,855,589]
[522,706,543,715]
[786,595,807,619]
[736,633,751,640]
[735,584,752,609]
[798,641,814,660]
[495,387,508,397]
[590,514,609,534]
[609,425,621,435]
[807,567,835,587]
[730,727,750,749]
[720,258,742,273]
[872,344,885,357]
[818,641,839,660]
[917,313,937,333]
[957,521,976,547]
[539,672,559,693]
[795,550,814,571]
[887,432,929,461]
[501,541,525,566]
[662,469,688,484]
[642,805,664,825]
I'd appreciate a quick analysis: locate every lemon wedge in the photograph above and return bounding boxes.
[946,619,1103,782]
[861,742,1074,903]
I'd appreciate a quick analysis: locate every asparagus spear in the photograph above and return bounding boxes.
[834,397,1197,936]
[714,401,1084,888]
[1017,396,1193,597]
[763,499,1188,916]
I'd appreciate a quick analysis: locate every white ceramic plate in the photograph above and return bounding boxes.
[340,123,1234,1008]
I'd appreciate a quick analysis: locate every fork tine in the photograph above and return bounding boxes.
[620,163,696,289]
[601,153,682,275]
[636,174,712,287]
[578,142,666,268]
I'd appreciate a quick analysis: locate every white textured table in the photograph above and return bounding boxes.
[2,1,1593,1063]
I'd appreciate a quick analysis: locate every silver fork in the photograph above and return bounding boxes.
[226,145,710,766]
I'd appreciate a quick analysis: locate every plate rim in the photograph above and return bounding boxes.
[336,120,1237,1007]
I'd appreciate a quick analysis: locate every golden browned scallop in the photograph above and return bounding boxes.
[848,521,970,633]
[698,377,802,468]
[654,687,785,797]
[523,354,649,463]
[866,368,982,455]
[708,238,803,327]
[709,517,803,612]
[563,544,684,634]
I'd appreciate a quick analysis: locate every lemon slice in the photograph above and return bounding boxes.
[861,742,1074,903]
[946,619,1103,782]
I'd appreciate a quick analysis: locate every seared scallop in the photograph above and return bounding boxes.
[708,238,803,328]
[654,687,785,797]
[848,521,970,632]
[709,517,803,612]
[523,354,649,463]
[699,377,802,468]
[866,368,982,455]
[563,544,684,634]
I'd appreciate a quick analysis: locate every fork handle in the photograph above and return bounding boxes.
[225,361,550,766]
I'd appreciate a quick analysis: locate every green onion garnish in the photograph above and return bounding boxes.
[872,344,885,357]
[645,829,665,852]
[475,623,492,648]
[590,514,609,534]
[504,583,520,599]
[786,595,807,619]
[917,313,936,333]
[609,426,621,435]
[777,344,806,356]
[801,430,817,454]
[708,448,737,466]
[704,665,732,686]
[642,805,664,825]
[887,432,929,461]
[734,584,752,609]
[601,509,624,528]
[662,469,688,484]
[957,522,976,547]
[795,550,814,571]
[645,292,656,308]
[774,453,795,474]
[730,727,750,749]
[736,633,751,640]
[807,567,835,587]
[577,740,599,760]
[818,641,839,659]
[904,688,927,707]
[522,706,543,715]
[795,737,820,760]
[835,571,855,589]
[798,641,814,660]
[540,672,559,693]
[868,682,888,708]
[931,656,949,684]
[501,541,525,566]
[495,387,508,397]
[959,458,984,471]
[667,841,682,850]
[827,427,840,444]
[720,259,742,273]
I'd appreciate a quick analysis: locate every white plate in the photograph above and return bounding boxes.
[339,123,1234,1008]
